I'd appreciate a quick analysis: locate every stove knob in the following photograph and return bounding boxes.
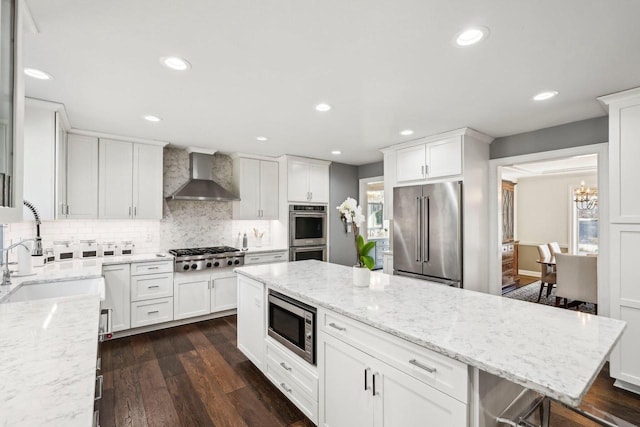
[191,264,198,270]
[234,259,240,265]
[227,260,233,266]
[182,264,190,271]
[206,262,212,268]
[214,261,220,267]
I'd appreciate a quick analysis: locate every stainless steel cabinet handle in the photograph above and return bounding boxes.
[99,308,113,342]
[147,310,159,314]
[372,372,378,396]
[95,375,104,401]
[147,266,160,270]
[93,409,100,427]
[134,206,137,216]
[310,191,313,200]
[280,362,292,371]
[147,285,160,289]
[66,205,70,215]
[280,382,292,393]
[273,255,283,259]
[96,356,102,371]
[329,322,346,331]
[364,367,371,391]
[425,165,429,175]
[409,358,436,373]
[421,165,425,176]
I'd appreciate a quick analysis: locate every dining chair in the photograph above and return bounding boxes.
[548,242,562,256]
[555,254,598,314]
[536,244,556,302]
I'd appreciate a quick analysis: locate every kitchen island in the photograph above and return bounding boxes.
[235,260,626,426]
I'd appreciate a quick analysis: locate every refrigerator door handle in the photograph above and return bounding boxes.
[416,196,421,262]
[424,196,430,262]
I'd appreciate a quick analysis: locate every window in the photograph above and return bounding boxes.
[572,189,598,254]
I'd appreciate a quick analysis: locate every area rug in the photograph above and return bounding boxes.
[503,281,596,315]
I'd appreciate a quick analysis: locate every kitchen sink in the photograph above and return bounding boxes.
[0,277,105,303]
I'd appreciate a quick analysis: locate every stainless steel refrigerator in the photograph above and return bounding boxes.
[393,181,462,287]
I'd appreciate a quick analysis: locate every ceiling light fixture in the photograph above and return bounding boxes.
[256,136,268,141]
[24,68,53,80]
[160,56,191,71]
[331,150,341,155]
[143,115,162,122]
[400,129,414,136]
[315,103,332,112]
[454,27,489,47]
[533,91,559,101]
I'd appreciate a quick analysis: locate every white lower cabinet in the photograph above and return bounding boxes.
[131,297,173,328]
[102,264,131,332]
[211,275,237,312]
[174,272,238,320]
[237,274,266,370]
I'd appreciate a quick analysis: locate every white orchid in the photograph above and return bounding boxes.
[336,197,375,269]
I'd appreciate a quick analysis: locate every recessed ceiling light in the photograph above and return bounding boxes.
[331,150,341,155]
[24,68,53,80]
[400,129,414,136]
[143,115,162,122]
[256,136,268,141]
[315,103,332,112]
[160,56,191,71]
[533,91,559,101]
[454,27,489,47]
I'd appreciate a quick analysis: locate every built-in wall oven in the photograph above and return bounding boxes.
[289,246,327,262]
[289,205,327,247]
[268,290,316,365]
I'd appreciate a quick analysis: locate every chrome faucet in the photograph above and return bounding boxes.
[1,239,35,286]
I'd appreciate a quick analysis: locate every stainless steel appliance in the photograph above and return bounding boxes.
[393,181,463,287]
[289,245,327,262]
[268,290,316,365]
[289,205,327,247]
[168,246,245,272]
[166,152,240,201]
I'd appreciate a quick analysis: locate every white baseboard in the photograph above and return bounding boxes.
[518,269,541,278]
[614,379,640,396]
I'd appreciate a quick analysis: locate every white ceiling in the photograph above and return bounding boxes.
[502,154,598,181]
[23,0,640,165]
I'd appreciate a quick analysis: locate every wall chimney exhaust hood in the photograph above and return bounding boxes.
[166,149,240,201]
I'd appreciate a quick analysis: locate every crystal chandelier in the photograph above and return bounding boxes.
[574,181,598,210]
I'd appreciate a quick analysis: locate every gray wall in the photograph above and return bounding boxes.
[329,162,359,266]
[358,161,384,179]
[490,116,608,159]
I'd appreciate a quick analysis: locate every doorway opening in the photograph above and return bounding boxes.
[359,176,389,270]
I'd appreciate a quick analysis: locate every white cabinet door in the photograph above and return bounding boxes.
[99,139,133,219]
[321,332,375,427]
[396,144,426,183]
[133,143,163,219]
[309,163,329,203]
[426,136,462,179]
[236,158,261,219]
[260,160,279,218]
[211,275,237,312]
[288,159,310,202]
[174,277,211,320]
[102,264,131,332]
[377,363,467,427]
[66,134,99,219]
[237,275,266,370]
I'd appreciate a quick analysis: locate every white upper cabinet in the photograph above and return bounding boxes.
[395,136,462,183]
[287,157,330,203]
[233,156,279,220]
[64,134,99,219]
[99,139,163,219]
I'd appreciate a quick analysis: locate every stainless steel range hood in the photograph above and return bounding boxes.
[166,151,240,201]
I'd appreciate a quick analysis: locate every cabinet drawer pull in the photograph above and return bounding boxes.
[147,266,160,270]
[273,255,283,259]
[329,322,346,331]
[147,285,160,289]
[280,361,292,371]
[95,375,104,401]
[249,257,260,261]
[147,310,160,315]
[280,382,292,393]
[409,359,436,373]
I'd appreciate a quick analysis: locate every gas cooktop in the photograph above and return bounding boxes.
[169,246,245,272]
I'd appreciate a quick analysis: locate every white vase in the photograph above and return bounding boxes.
[353,266,370,287]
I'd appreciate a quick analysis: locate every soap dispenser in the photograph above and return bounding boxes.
[242,232,248,251]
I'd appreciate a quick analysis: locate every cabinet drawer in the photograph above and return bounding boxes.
[131,273,173,301]
[266,338,318,399]
[131,260,173,276]
[265,354,318,424]
[320,309,468,403]
[244,251,288,265]
[131,297,173,328]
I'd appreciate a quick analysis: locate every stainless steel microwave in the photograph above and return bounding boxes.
[289,205,327,247]
[267,290,316,365]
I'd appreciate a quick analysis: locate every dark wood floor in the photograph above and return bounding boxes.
[101,316,640,427]
[100,315,313,427]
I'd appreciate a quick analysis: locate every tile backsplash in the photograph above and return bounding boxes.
[4,148,281,259]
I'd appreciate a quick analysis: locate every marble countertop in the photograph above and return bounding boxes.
[235,260,626,407]
[0,293,102,427]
